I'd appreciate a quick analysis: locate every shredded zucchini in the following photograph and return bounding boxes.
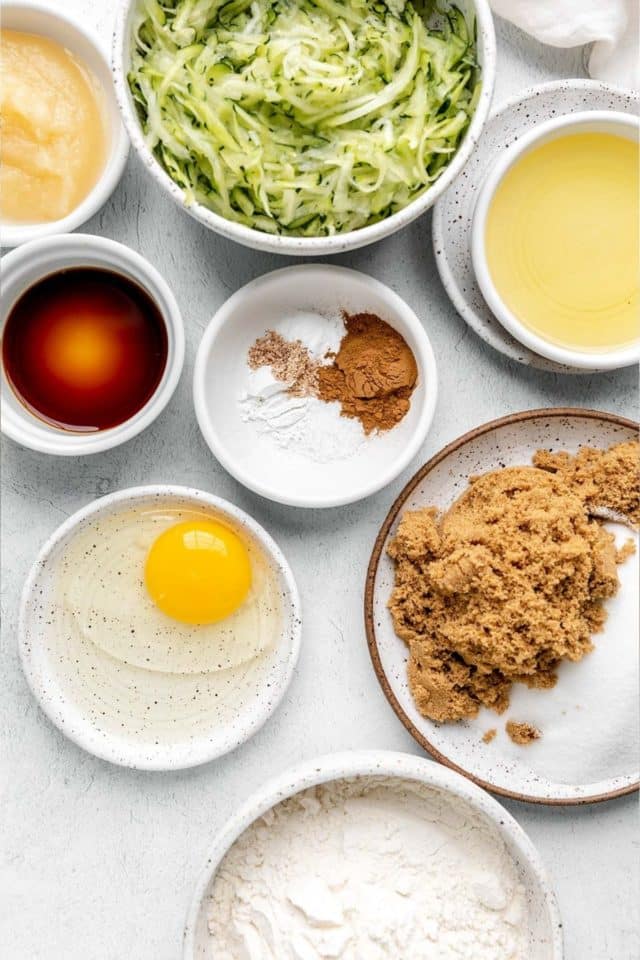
[128,0,480,236]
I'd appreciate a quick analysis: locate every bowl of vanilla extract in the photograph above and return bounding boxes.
[1,234,184,455]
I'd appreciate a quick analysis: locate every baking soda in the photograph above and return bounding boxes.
[239,310,370,464]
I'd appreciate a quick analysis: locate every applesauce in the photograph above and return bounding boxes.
[0,29,108,224]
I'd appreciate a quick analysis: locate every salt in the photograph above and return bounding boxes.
[239,310,370,464]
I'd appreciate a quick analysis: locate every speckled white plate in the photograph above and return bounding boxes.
[432,80,640,374]
[19,486,301,770]
[366,409,639,804]
[184,751,563,960]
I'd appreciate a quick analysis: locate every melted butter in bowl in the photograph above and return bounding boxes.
[485,132,638,351]
[19,490,301,769]
[472,111,640,370]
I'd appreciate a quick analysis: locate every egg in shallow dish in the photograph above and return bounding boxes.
[58,506,279,675]
[42,500,285,753]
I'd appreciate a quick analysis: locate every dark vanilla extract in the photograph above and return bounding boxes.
[3,268,168,432]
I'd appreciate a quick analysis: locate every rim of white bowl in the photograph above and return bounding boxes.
[431,78,640,375]
[183,749,564,960]
[192,264,439,509]
[471,109,640,371]
[112,0,496,255]
[18,485,302,771]
[1,234,185,455]
[1,1,129,248]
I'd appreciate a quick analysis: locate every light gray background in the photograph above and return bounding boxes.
[1,2,638,958]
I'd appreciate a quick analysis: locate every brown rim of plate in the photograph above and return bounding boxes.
[365,407,640,806]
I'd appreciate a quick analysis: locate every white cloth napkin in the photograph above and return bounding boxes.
[490,0,640,91]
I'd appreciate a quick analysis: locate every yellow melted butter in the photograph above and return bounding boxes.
[485,131,640,352]
[0,29,108,224]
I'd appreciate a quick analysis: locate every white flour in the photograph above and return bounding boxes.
[208,778,529,960]
[238,310,369,464]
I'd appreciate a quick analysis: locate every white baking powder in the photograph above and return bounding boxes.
[238,310,369,464]
[208,778,529,960]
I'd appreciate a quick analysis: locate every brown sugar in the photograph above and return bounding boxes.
[387,441,639,724]
[533,439,639,526]
[482,728,497,744]
[506,721,541,746]
[317,312,417,433]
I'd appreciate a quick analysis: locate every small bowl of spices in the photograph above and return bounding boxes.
[1,234,184,455]
[193,265,437,508]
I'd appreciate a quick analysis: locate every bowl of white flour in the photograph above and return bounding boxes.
[184,751,562,959]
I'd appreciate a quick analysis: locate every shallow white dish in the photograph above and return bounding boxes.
[471,111,640,371]
[184,750,563,960]
[19,485,302,770]
[112,0,495,256]
[1,234,184,456]
[1,1,129,248]
[366,409,639,804]
[193,265,438,508]
[432,80,640,374]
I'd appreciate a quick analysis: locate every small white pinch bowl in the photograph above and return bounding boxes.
[19,486,302,770]
[471,110,640,371]
[193,265,438,508]
[184,750,563,960]
[1,2,129,248]
[1,234,184,456]
[113,0,495,256]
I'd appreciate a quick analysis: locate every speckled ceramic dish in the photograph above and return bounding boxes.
[19,486,301,770]
[112,0,495,256]
[432,80,640,374]
[184,751,563,960]
[365,409,639,804]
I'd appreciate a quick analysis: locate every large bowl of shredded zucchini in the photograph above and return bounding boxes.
[114,0,495,254]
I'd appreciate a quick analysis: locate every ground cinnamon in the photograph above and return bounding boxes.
[317,312,417,434]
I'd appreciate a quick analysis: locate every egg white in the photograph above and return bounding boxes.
[56,505,281,675]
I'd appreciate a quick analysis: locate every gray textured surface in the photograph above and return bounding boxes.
[1,4,638,958]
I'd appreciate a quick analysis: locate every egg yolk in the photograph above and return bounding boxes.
[144,520,252,625]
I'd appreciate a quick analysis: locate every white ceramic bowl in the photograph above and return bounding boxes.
[184,750,563,960]
[471,110,640,371]
[112,0,495,256]
[193,265,438,508]
[1,234,185,455]
[1,2,129,248]
[19,485,302,770]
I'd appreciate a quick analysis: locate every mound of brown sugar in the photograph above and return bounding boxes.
[387,441,639,724]
[533,439,639,526]
[506,721,541,746]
